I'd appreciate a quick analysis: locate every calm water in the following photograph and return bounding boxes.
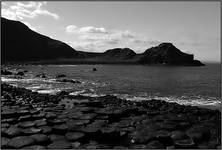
[1,63,221,109]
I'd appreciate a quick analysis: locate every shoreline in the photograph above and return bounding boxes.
[1,83,221,149]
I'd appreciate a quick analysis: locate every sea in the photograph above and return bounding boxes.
[1,63,221,110]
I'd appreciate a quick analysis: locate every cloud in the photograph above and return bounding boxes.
[66,25,78,33]
[79,26,107,34]
[65,25,163,52]
[1,1,59,20]
[66,25,107,34]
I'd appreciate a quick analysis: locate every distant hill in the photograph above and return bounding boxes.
[1,17,204,66]
[138,43,204,66]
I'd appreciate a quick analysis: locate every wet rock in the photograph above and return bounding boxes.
[166,145,176,149]
[96,115,109,120]
[1,69,13,75]
[1,118,17,124]
[17,109,30,116]
[113,146,128,149]
[49,134,67,141]
[65,132,85,141]
[22,127,42,135]
[1,137,10,148]
[47,140,72,149]
[79,113,97,120]
[35,119,47,126]
[2,110,17,118]
[45,112,57,119]
[30,109,40,115]
[147,111,160,116]
[19,121,36,128]
[77,106,95,113]
[1,127,8,137]
[30,134,49,143]
[56,78,81,84]
[80,125,100,133]
[47,119,66,125]
[159,121,178,131]
[178,122,190,129]
[5,126,22,137]
[174,138,196,149]
[130,144,148,149]
[22,145,46,149]
[39,126,52,134]
[130,129,156,144]
[71,141,81,148]
[7,136,35,148]
[1,123,10,128]
[16,71,25,76]
[56,74,66,78]
[146,140,165,149]
[67,119,90,127]
[187,125,211,143]
[52,124,68,134]
[32,112,45,119]
[171,130,189,141]
[18,115,32,121]
[36,73,46,78]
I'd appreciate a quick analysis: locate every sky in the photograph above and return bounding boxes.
[1,1,221,62]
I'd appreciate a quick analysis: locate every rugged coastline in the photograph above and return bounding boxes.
[2,17,204,66]
[1,82,221,149]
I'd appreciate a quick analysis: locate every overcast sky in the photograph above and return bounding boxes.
[1,1,220,62]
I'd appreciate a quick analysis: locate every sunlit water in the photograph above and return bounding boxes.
[1,64,221,110]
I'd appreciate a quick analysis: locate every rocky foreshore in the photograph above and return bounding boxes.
[1,83,221,149]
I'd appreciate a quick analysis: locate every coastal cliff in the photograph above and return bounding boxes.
[1,17,204,66]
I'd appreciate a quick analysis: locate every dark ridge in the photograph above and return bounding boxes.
[1,17,204,66]
[1,17,84,62]
[138,43,205,66]
[103,48,136,59]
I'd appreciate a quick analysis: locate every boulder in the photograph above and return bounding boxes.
[30,134,49,143]
[65,132,85,141]
[1,69,13,75]
[146,140,165,149]
[56,74,66,78]
[47,140,72,149]
[7,136,35,148]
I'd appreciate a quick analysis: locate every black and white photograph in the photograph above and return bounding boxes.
[1,1,221,149]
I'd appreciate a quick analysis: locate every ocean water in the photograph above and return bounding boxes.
[1,63,221,109]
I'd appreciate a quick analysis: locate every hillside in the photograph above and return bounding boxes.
[1,17,204,66]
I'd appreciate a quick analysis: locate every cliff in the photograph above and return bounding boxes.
[1,17,204,66]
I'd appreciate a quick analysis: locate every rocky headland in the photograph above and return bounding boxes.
[1,81,221,149]
[2,17,204,66]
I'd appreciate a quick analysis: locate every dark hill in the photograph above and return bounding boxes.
[1,18,204,66]
[1,17,83,62]
[138,43,204,66]
[103,48,136,59]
